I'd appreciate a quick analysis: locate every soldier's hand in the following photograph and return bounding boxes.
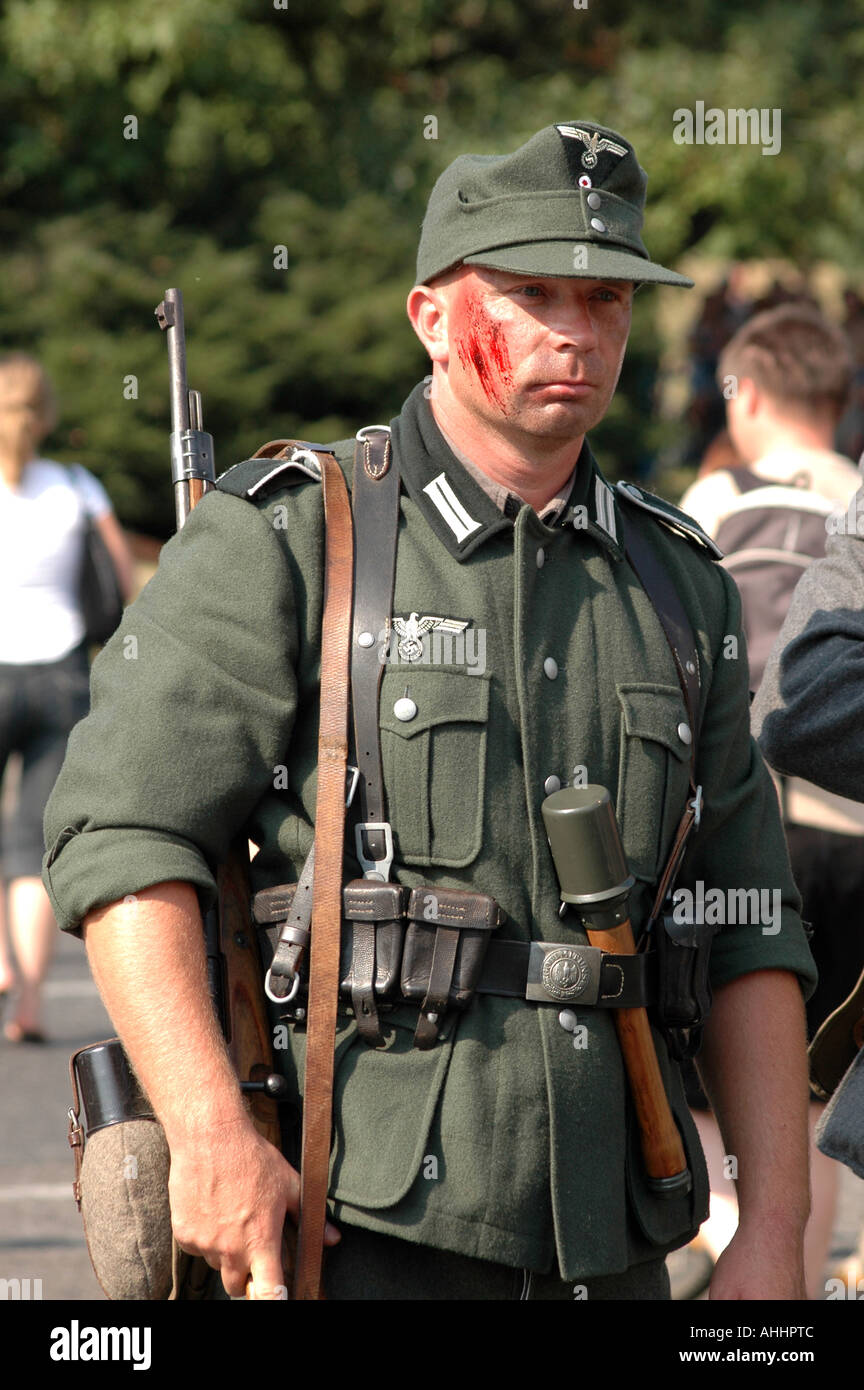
[168,1116,340,1299]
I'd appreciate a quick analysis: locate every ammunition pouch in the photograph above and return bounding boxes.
[400,885,503,1048]
[341,880,408,1043]
[652,912,717,1060]
[254,880,505,1048]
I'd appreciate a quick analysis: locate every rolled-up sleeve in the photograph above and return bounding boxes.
[752,491,864,799]
[43,486,301,934]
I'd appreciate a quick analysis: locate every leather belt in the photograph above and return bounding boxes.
[477,938,656,1009]
[253,888,656,1011]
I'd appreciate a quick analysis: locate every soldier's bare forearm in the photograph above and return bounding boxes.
[82,881,249,1146]
[82,882,312,1297]
[696,968,810,1299]
[697,968,810,1231]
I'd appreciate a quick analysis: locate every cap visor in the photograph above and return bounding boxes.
[463,241,693,288]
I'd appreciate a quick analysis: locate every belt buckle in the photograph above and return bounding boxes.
[526,942,603,1005]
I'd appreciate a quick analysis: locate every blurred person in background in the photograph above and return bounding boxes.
[679,304,862,1299]
[683,269,752,465]
[836,287,864,464]
[0,353,134,1043]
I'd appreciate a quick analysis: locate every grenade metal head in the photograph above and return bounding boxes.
[541,784,634,905]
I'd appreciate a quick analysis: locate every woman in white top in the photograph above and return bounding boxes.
[0,354,134,1042]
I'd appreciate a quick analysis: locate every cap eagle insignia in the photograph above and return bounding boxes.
[391,612,469,663]
[556,125,628,170]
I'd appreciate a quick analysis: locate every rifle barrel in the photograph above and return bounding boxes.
[155,287,215,530]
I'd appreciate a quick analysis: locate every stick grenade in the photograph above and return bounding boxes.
[154,288,216,529]
[542,785,690,1196]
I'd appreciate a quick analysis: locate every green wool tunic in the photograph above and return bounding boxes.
[44,382,816,1282]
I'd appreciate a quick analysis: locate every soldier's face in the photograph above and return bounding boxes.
[432,267,633,440]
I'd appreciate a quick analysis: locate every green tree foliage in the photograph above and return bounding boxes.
[1,0,863,531]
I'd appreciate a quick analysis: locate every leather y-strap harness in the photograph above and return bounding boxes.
[347,426,401,1042]
[617,508,704,927]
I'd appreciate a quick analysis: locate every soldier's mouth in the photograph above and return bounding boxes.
[528,381,596,396]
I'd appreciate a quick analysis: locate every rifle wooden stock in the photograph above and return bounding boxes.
[215,850,281,1148]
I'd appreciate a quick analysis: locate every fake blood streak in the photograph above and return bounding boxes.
[456,298,514,411]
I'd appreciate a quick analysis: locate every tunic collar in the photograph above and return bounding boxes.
[389,382,623,562]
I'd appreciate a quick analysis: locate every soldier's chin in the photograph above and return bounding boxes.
[515,396,605,437]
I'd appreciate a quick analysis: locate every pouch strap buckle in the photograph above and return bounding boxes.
[354,821,394,881]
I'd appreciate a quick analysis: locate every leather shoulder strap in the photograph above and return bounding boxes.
[350,427,401,872]
[617,506,704,923]
[347,426,401,1044]
[293,447,354,1301]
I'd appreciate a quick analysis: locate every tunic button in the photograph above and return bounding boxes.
[677,722,692,745]
[394,697,417,722]
[685,660,697,675]
[590,217,607,233]
[558,1009,579,1032]
[357,630,375,648]
[543,657,558,680]
[544,775,561,794]
[586,192,602,210]
[536,547,545,568]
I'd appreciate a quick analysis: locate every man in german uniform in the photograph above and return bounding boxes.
[44,123,816,1300]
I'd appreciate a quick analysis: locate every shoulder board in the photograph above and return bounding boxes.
[217,443,328,501]
[615,481,724,560]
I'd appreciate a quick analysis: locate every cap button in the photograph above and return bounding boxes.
[590,217,607,234]
[586,192,602,210]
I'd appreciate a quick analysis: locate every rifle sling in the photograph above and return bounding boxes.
[293,449,354,1301]
[618,509,703,924]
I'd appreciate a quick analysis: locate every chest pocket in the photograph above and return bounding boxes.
[379,667,491,869]
[616,683,692,883]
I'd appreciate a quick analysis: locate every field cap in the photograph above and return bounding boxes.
[416,121,693,289]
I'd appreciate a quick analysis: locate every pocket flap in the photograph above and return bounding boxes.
[617,683,691,762]
[380,668,490,739]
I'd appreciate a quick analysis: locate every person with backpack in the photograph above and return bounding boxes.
[680,302,863,1299]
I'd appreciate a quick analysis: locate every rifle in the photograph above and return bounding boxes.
[154,288,291,1288]
[66,292,291,1302]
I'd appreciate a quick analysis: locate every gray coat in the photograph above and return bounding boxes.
[752,480,864,800]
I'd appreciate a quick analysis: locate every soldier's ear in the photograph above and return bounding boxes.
[407,284,451,365]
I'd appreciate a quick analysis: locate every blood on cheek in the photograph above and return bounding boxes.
[455,298,514,410]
